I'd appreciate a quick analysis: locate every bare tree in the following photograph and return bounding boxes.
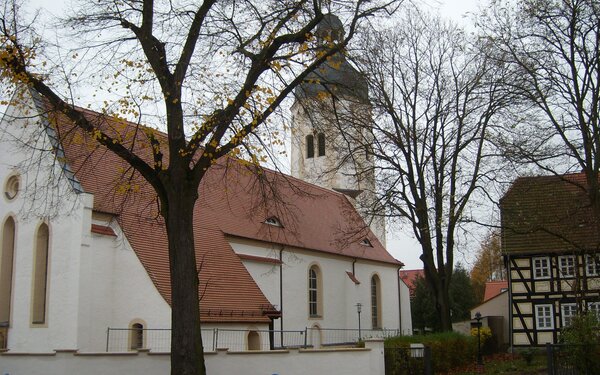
[345,9,512,331]
[482,0,600,215]
[0,1,400,374]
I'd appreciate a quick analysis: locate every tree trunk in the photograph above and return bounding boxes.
[164,188,205,375]
[436,285,452,332]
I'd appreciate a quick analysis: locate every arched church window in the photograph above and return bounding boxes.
[306,134,315,159]
[0,217,16,325]
[371,275,381,329]
[308,265,322,318]
[32,223,49,325]
[247,330,260,350]
[317,133,326,157]
[129,322,144,350]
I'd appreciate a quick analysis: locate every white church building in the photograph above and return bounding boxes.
[0,15,411,373]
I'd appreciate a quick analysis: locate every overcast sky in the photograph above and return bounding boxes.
[23,0,486,270]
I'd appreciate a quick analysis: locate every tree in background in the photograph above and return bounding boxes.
[482,0,600,217]
[344,7,514,331]
[0,1,400,374]
[412,264,476,332]
[470,230,505,303]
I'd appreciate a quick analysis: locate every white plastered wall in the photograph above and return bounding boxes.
[0,94,88,352]
[76,220,172,352]
[0,93,172,353]
[228,237,406,341]
[289,100,386,246]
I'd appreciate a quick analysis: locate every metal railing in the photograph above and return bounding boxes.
[546,343,600,375]
[106,327,402,352]
[306,328,401,347]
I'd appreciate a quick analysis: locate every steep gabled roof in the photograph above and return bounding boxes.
[34,95,401,323]
[501,173,600,255]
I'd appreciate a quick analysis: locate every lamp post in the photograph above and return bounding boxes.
[356,303,362,341]
[475,311,483,366]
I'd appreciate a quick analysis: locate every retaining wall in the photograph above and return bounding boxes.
[0,339,385,375]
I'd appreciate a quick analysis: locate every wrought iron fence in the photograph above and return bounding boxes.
[305,328,401,348]
[546,343,600,375]
[105,328,307,352]
[106,327,403,352]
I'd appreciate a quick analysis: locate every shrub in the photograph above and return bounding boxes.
[515,347,537,365]
[560,312,600,374]
[385,332,476,373]
[469,326,492,343]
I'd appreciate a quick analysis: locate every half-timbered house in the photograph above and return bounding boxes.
[501,173,600,347]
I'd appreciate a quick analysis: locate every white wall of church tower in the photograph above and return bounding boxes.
[290,95,386,245]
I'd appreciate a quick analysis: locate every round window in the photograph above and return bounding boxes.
[4,175,20,200]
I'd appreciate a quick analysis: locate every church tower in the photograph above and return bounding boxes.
[290,14,386,245]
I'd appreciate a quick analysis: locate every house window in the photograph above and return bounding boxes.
[561,303,578,327]
[129,322,144,350]
[308,265,322,318]
[533,257,551,279]
[306,134,315,159]
[535,304,554,330]
[0,217,16,325]
[558,255,575,278]
[588,302,600,319]
[32,223,49,325]
[586,255,598,276]
[371,275,381,329]
[317,133,325,157]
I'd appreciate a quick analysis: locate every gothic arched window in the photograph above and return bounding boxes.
[32,223,49,325]
[371,275,381,329]
[0,217,16,325]
[308,265,322,317]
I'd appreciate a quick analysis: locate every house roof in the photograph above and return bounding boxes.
[501,173,600,255]
[34,95,401,323]
[399,269,424,296]
[483,280,508,302]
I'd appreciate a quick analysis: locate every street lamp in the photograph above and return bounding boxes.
[474,311,483,366]
[356,303,362,341]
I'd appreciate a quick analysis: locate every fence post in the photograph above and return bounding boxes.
[214,328,218,351]
[546,343,554,375]
[304,327,308,349]
[106,328,110,352]
[424,346,433,375]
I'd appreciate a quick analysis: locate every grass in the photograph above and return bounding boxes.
[447,352,547,374]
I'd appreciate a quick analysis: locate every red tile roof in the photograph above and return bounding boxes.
[90,224,117,237]
[501,173,600,254]
[399,269,424,296]
[39,99,402,323]
[483,280,508,302]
